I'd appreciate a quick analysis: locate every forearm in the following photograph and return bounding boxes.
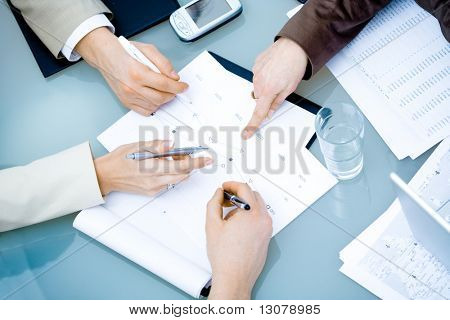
[277,0,391,78]
[10,0,112,58]
[0,142,104,232]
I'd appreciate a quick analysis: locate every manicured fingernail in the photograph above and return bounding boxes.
[267,110,275,119]
[205,158,213,166]
[171,71,179,78]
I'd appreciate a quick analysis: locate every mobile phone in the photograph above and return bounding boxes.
[170,0,243,42]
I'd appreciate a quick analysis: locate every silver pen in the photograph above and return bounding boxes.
[224,191,251,211]
[127,146,209,160]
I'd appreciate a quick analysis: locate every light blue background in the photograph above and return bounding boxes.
[0,0,432,299]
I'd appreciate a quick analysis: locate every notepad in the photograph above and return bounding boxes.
[74,52,337,297]
[326,0,450,160]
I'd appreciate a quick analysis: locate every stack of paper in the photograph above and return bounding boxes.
[339,137,450,300]
[74,52,337,297]
[326,0,450,160]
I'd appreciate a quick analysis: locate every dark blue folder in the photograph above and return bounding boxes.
[7,0,180,78]
[210,52,319,149]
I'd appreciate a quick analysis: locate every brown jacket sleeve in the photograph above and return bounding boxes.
[277,0,391,79]
[277,0,449,79]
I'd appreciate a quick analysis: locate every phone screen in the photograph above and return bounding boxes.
[185,0,232,28]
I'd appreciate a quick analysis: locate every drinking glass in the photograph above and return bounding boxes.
[315,103,365,180]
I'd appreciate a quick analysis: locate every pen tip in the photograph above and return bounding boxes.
[244,204,251,211]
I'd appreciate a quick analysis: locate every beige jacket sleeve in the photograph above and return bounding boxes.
[0,142,105,232]
[10,0,112,58]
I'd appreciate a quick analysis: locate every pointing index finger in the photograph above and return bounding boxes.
[242,94,277,140]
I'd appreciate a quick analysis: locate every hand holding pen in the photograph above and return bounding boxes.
[95,141,212,196]
[206,181,273,299]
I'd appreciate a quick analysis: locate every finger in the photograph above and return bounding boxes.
[136,70,188,95]
[171,154,190,161]
[128,103,155,116]
[138,140,173,154]
[156,173,189,187]
[138,86,176,106]
[224,208,239,221]
[133,42,180,80]
[266,93,286,119]
[254,191,268,216]
[206,188,225,225]
[242,94,276,140]
[145,174,189,195]
[157,157,213,175]
[222,181,256,204]
[143,72,189,95]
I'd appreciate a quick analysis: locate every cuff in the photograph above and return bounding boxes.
[276,3,335,80]
[61,14,115,62]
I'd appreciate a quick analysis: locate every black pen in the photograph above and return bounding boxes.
[224,191,251,211]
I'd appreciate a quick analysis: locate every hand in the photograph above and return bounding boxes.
[243,37,308,139]
[206,182,273,300]
[93,140,212,196]
[76,27,188,116]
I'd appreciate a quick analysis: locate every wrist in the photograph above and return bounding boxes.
[93,154,114,196]
[208,275,252,300]
[278,37,308,65]
[75,27,117,69]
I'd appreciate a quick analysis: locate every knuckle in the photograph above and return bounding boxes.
[152,94,166,105]
[122,85,135,95]
[129,67,141,81]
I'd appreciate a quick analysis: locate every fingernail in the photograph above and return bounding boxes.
[171,70,179,78]
[267,110,275,119]
[205,158,213,166]
[242,130,249,140]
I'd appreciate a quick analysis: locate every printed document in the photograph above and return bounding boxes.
[74,52,337,297]
[339,137,450,300]
[327,0,450,159]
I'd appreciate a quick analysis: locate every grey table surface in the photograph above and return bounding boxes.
[0,0,432,299]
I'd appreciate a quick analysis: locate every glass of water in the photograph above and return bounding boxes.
[315,103,365,180]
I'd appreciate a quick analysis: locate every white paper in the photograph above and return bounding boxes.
[287,4,303,19]
[339,137,450,300]
[75,51,337,297]
[327,0,450,160]
[74,206,211,298]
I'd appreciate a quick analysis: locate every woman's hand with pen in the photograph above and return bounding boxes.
[206,182,273,300]
[93,140,212,196]
[75,27,188,116]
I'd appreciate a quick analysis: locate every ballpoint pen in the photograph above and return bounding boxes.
[126,146,209,160]
[224,191,251,211]
[118,36,193,105]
